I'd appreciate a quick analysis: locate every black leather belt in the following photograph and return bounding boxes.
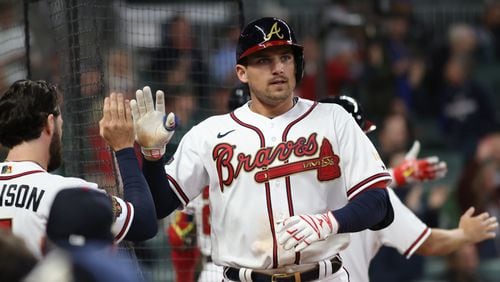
[223,256,342,282]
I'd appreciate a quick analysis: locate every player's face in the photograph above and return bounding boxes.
[237,46,296,108]
[47,115,63,172]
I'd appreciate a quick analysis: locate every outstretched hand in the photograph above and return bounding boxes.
[276,212,338,252]
[99,92,135,151]
[460,207,498,244]
[391,140,448,187]
[130,86,176,160]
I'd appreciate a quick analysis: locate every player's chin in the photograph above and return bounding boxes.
[268,83,292,97]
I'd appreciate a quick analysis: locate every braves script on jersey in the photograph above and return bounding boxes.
[0,161,134,258]
[340,188,431,281]
[165,98,392,270]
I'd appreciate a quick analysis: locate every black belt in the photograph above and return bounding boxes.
[223,256,342,282]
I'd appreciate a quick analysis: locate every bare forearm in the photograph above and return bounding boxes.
[416,228,467,256]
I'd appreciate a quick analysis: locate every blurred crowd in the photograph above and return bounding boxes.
[1,0,500,281]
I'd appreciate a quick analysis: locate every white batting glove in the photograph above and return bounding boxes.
[130,86,177,160]
[276,212,338,252]
[390,141,448,187]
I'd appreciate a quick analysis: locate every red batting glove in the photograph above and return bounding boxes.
[390,141,447,187]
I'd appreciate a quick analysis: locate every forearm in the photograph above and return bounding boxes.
[334,188,392,233]
[115,148,158,240]
[142,157,182,218]
[416,228,467,256]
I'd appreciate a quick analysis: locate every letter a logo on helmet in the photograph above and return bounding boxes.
[236,17,305,84]
[264,22,285,41]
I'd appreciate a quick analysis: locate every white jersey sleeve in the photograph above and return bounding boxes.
[377,188,431,258]
[110,195,134,243]
[330,103,392,199]
[164,126,210,205]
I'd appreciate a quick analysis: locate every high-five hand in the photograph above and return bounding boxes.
[99,92,135,151]
[130,86,176,160]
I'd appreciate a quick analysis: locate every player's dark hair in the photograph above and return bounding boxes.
[0,79,60,148]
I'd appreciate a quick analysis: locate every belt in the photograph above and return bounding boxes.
[223,256,342,282]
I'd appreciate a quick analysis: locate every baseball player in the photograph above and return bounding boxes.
[133,17,395,281]
[321,95,498,282]
[0,80,158,258]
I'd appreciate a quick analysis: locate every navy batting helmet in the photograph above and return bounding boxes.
[228,83,250,111]
[236,17,304,84]
[320,95,376,133]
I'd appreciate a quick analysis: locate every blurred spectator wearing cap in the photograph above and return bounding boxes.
[25,188,143,282]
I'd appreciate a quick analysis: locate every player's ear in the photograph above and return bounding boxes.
[44,114,56,136]
[236,64,248,83]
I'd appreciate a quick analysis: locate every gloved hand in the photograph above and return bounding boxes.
[130,86,177,160]
[276,212,338,252]
[390,141,447,187]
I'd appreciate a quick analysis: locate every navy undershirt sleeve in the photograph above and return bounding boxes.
[333,188,393,233]
[142,156,182,219]
[115,148,158,241]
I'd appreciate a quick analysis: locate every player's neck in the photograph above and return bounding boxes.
[5,141,49,170]
[249,97,297,118]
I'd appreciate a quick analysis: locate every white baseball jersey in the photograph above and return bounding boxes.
[340,188,431,282]
[165,98,392,270]
[0,161,134,258]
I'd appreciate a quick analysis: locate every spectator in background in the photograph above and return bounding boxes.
[375,113,414,161]
[424,23,479,115]
[476,1,500,63]
[210,24,240,86]
[0,229,38,282]
[0,2,27,92]
[150,14,208,106]
[457,132,500,259]
[106,48,136,97]
[380,11,425,113]
[436,55,499,158]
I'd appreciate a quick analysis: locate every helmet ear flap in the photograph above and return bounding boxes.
[294,48,305,85]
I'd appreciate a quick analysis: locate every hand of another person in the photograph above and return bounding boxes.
[391,141,448,187]
[276,212,338,252]
[460,207,498,243]
[130,86,176,160]
[99,92,135,151]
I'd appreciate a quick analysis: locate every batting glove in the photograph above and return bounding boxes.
[130,86,177,160]
[276,212,339,252]
[390,141,447,187]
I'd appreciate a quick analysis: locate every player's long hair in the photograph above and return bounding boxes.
[0,79,60,148]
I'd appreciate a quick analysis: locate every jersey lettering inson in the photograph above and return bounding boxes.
[0,184,45,212]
